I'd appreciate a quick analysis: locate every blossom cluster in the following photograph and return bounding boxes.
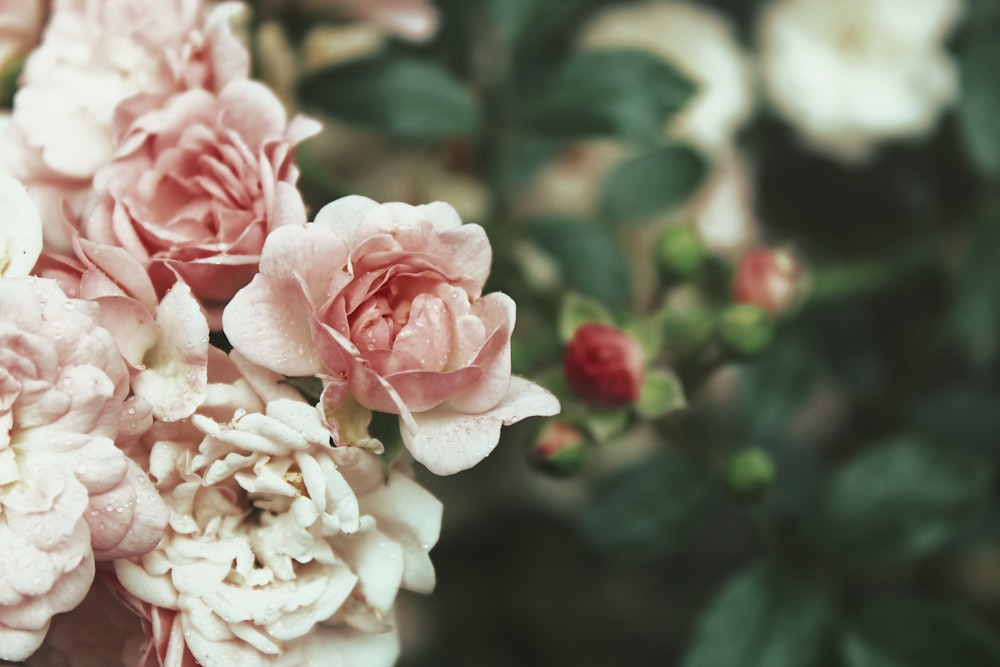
[0,1,558,665]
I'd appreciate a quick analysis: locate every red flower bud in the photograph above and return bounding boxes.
[531,420,590,476]
[732,247,805,315]
[564,323,645,407]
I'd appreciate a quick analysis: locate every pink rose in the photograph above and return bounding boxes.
[14,0,249,180]
[0,277,167,662]
[4,0,250,252]
[224,195,560,475]
[83,79,321,327]
[564,323,645,407]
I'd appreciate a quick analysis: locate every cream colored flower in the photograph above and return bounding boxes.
[758,0,965,161]
[115,350,442,667]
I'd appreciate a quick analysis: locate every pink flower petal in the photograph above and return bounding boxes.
[0,176,42,278]
[402,376,561,475]
[130,281,209,422]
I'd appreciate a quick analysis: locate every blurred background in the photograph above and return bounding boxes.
[251,0,1000,664]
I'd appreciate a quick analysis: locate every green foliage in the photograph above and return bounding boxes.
[600,145,707,224]
[958,21,1000,177]
[579,450,719,560]
[842,597,1000,667]
[814,437,993,562]
[634,369,686,419]
[683,562,835,667]
[298,56,479,139]
[526,216,632,312]
[516,49,696,142]
[489,0,589,51]
[952,206,1000,368]
[557,291,616,342]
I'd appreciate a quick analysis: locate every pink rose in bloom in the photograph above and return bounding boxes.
[732,247,806,315]
[564,323,646,407]
[3,0,250,252]
[84,79,321,327]
[0,277,167,662]
[223,195,561,475]
[115,349,442,667]
[14,0,248,180]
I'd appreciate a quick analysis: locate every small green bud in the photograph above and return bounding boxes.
[727,447,776,500]
[717,304,775,359]
[655,224,708,280]
[530,420,590,477]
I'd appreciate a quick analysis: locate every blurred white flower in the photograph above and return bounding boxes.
[758,0,965,162]
[579,0,755,155]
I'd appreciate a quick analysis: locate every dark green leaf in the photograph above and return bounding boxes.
[601,144,707,224]
[907,387,1000,457]
[816,437,992,561]
[958,23,1000,176]
[517,49,696,142]
[298,56,479,139]
[843,597,1000,667]
[683,562,835,667]
[490,0,588,49]
[579,450,719,560]
[526,216,631,311]
[953,207,1000,367]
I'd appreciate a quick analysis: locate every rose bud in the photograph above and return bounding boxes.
[718,304,775,359]
[564,323,646,407]
[726,447,776,501]
[531,419,590,477]
[655,223,709,280]
[732,247,806,315]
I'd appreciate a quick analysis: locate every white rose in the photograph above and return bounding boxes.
[758,0,965,161]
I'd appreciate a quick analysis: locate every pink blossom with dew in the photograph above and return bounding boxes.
[0,277,167,663]
[84,79,321,329]
[3,0,250,251]
[223,195,561,475]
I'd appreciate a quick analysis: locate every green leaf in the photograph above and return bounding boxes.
[601,145,707,224]
[490,0,588,49]
[298,56,479,139]
[517,49,696,142]
[634,369,686,419]
[958,23,1000,176]
[624,315,664,360]
[558,292,615,342]
[815,437,992,561]
[280,376,324,404]
[683,562,835,667]
[526,216,632,312]
[843,597,1000,667]
[953,207,1000,367]
[579,450,718,560]
[581,407,630,443]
